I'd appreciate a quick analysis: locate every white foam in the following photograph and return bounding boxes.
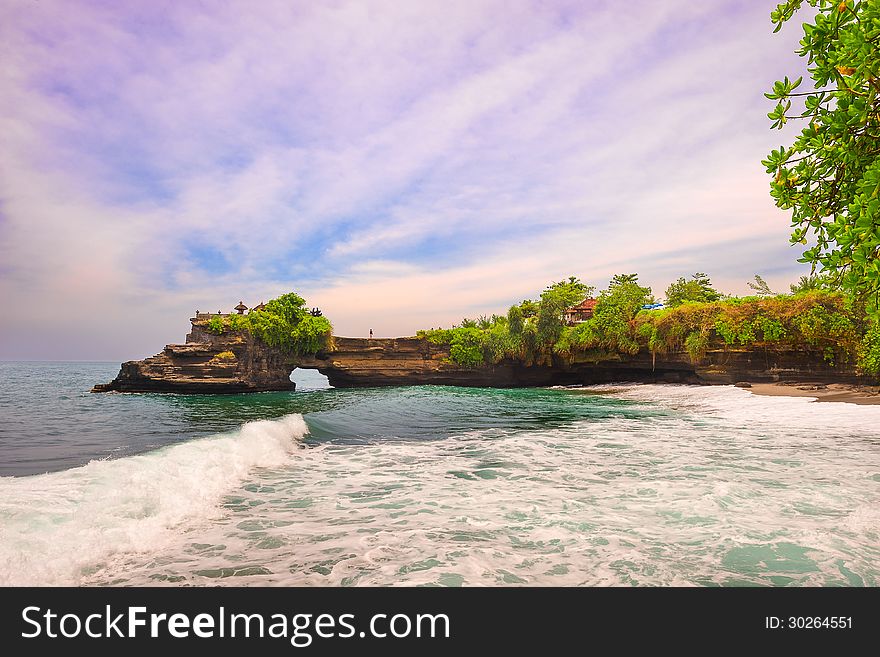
[5,385,880,587]
[0,414,308,586]
[96,384,880,587]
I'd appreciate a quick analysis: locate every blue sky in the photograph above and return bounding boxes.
[0,0,814,359]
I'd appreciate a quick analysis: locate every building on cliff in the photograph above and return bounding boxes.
[564,298,598,325]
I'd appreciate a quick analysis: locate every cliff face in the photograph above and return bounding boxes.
[93,320,295,394]
[305,336,866,388]
[94,318,868,393]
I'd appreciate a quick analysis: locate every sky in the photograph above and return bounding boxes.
[0,0,815,360]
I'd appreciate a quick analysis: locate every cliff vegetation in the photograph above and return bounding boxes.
[418,274,880,376]
[205,292,333,355]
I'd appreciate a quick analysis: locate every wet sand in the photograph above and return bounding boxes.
[746,382,880,405]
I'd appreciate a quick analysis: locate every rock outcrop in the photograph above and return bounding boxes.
[94,316,870,393]
[92,333,294,394]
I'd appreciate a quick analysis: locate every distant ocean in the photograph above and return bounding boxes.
[0,361,877,586]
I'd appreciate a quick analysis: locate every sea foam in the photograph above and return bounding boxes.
[0,413,308,586]
[83,384,880,587]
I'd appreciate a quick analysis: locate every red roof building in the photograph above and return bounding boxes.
[564,298,598,325]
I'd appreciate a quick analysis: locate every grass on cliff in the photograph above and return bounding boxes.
[417,277,880,376]
[627,292,864,367]
[205,293,333,356]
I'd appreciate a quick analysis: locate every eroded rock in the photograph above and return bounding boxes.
[94,317,872,393]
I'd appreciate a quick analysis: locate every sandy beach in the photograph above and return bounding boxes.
[746,382,880,405]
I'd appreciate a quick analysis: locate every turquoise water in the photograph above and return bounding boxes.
[0,361,878,586]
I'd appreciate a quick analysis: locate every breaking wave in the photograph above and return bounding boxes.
[0,414,308,585]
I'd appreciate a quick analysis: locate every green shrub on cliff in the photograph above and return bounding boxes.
[566,275,652,355]
[632,291,862,365]
[207,313,248,334]
[419,328,456,345]
[448,328,485,367]
[417,277,593,366]
[204,292,332,355]
[246,293,333,355]
[417,275,877,376]
[507,305,524,336]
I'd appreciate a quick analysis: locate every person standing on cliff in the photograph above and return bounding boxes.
[369,329,373,339]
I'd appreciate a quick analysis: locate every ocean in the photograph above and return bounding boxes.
[0,361,877,586]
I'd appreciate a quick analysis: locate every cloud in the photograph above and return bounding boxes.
[0,0,813,358]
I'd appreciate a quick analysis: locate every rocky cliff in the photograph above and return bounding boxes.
[92,336,293,394]
[93,317,869,393]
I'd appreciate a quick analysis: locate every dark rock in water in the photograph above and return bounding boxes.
[91,339,295,394]
[93,316,872,393]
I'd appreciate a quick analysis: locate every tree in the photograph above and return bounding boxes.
[606,274,653,314]
[583,274,653,354]
[608,273,640,288]
[590,273,654,327]
[664,272,722,306]
[747,274,776,297]
[790,272,837,293]
[507,305,524,336]
[241,292,333,354]
[544,277,595,305]
[535,277,594,346]
[518,299,540,318]
[763,1,880,304]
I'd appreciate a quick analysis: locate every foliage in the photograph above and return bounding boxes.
[448,327,485,367]
[483,321,520,364]
[416,275,877,376]
[747,274,776,297]
[565,274,652,355]
[665,273,722,306]
[567,287,869,369]
[416,276,593,366]
[518,299,540,318]
[606,274,654,311]
[418,328,456,345]
[635,290,862,365]
[213,350,236,360]
[536,277,595,348]
[507,305,524,336]
[208,313,248,334]
[859,317,880,374]
[789,272,838,293]
[763,0,880,303]
[203,292,333,355]
[684,331,710,362]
